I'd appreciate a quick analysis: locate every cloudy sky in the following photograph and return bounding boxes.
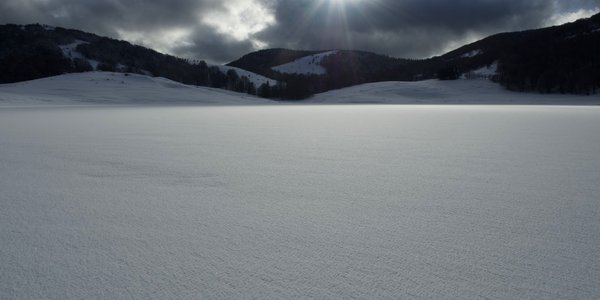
[1,0,599,63]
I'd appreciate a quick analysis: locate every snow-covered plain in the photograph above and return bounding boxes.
[1,73,600,298]
[310,79,600,105]
[1,104,600,299]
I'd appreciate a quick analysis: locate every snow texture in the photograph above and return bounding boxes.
[0,72,271,106]
[215,65,277,87]
[272,51,338,75]
[1,105,600,299]
[310,78,600,105]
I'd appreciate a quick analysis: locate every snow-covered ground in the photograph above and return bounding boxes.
[310,79,600,105]
[3,73,597,107]
[272,50,337,75]
[1,105,599,299]
[0,72,270,106]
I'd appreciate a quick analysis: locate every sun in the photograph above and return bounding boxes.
[329,0,360,4]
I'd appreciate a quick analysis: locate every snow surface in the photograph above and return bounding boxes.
[1,105,600,299]
[0,72,271,106]
[2,72,597,107]
[310,78,600,105]
[215,65,277,87]
[272,51,337,75]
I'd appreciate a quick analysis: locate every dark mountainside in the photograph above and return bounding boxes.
[1,12,599,99]
[0,24,263,96]
[230,12,600,97]
[434,12,600,94]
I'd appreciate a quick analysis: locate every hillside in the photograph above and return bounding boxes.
[309,79,599,105]
[2,12,599,101]
[0,24,271,97]
[426,12,600,94]
[229,12,600,97]
[0,72,271,106]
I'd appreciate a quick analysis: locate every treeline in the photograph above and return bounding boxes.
[3,13,600,101]
[495,21,600,94]
[0,25,74,83]
[432,13,600,94]
[231,50,413,99]
[0,24,273,98]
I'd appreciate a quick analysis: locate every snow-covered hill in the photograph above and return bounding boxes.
[272,51,337,75]
[0,72,271,106]
[310,79,600,105]
[214,65,277,87]
[1,72,597,106]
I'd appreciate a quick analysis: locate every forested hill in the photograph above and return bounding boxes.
[2,12,599,100]
[230,12,600,96]
[228,49,412,98]
[433,11,600,94]
[0,24,268,96]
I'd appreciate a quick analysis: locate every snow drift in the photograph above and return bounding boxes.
[0,72,271,106]
[309,79,600,105]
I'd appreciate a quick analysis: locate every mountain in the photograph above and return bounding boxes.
[2,13,599,100]
[228,49,412,99]
[0,24,270,96]
[229,12,600,96]
[429,12,600,94]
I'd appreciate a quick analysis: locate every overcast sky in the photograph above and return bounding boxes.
[1,0,599,63]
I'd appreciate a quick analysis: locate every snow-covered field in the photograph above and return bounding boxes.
[0,72,270,106]
[1,103,600,299]
[310,79,600,105]
[2,72,598,106]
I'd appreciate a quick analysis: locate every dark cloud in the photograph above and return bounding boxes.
[0,0,246,63]
[260,0,599,58]
[1,0,599,63]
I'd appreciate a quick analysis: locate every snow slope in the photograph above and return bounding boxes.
[59,40,100,70]
[272,50,337,75]
[1,105,600,299]
[215,65,277,87]
[0,72,271,106]
[1,73,597,106]
[310,79,600,105]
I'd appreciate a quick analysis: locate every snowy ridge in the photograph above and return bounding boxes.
[0,72,271,106]
[215,65,277,87]
[310,79,599,105]
[272,50,337,75]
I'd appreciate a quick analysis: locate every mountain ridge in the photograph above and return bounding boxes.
[1,12,599,99]
[228,12,600,96]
